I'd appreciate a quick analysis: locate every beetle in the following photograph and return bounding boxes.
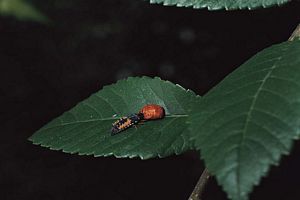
[111,104,165,135]
[139,104,165,120]
[111,113,144,135]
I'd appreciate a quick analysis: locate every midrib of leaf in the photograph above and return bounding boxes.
[38,114,189,132]
[235,47,286,197]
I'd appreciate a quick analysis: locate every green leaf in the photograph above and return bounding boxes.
[29,77,199,159]
[0,0,48,22]
[150,0,290,10]
[190,38,300,200]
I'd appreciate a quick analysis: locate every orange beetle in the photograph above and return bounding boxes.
[110,104,165,136]
[139,104,165,120]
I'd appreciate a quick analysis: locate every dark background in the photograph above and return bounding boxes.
[1,0,300,199]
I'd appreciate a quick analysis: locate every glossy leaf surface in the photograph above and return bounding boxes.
[150,0,290,10]
[190,39,300,200]
[29,77,199,159]
[0,0,48,22]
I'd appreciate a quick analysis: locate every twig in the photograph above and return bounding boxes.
[188,168,210,200]
[289,24,300,41]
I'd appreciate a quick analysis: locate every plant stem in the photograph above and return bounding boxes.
[289,24,300,41]
[188,168,210,200]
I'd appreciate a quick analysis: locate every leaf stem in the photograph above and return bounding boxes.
[188,168,210,200]
[289,24,300,41]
